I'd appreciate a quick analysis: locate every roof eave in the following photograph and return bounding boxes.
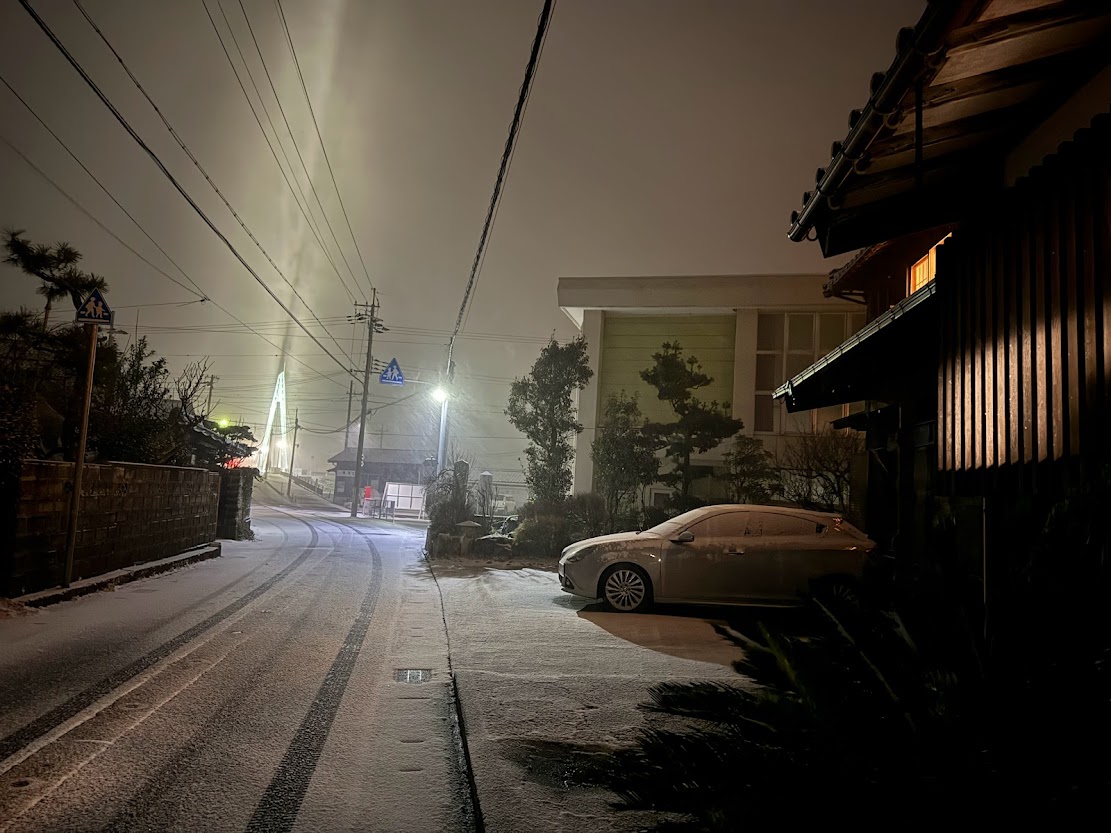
[787,1,968,243]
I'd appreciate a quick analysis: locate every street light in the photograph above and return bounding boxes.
[431,386,449,403]
[217,418,230,428]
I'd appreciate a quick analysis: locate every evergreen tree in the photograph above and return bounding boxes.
[506,335,592,503]
[592,392,658,526]
[640,341,742,506]
[3,230,108,330]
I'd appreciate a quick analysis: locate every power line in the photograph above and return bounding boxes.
[73,0,356,367]
[234,0,369,303]
[0,74,209,301]
[274,0,376,299]
[296,389,429,434]
[1,67,346,394]
[448,0,554,352]
[198,0,361,304]
[18,0,356,381]
[0,130,205,301]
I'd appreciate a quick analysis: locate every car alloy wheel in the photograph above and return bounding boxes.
[604,567,648,612]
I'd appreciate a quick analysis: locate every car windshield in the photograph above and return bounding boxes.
[646,508,706,537]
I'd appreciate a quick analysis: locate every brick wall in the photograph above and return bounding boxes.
[3,460,220,596]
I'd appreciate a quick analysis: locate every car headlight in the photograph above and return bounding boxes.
[564,546,592,563]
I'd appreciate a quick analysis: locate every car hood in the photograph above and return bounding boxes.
[570,531,662,550]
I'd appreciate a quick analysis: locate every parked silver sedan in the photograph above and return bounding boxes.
[557,504,875,612]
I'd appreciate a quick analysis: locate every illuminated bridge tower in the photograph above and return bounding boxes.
[258,369,289,475]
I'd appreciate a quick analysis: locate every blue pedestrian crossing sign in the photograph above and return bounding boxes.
[75,288,113,325]
[379,358,404,386]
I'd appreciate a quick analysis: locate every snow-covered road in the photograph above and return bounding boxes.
[0,505,468,832]
[0,503,747,832]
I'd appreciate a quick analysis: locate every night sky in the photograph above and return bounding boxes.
[0,0,923,474]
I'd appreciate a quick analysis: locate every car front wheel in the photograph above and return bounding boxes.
[600,565,652,613]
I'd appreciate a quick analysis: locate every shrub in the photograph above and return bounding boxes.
[513,499,573,558]
[566,492,607,539]
[424,463,476,536]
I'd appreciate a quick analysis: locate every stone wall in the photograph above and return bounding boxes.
[217,468,255,540]
[3,460,220,596]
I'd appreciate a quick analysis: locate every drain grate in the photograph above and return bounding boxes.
[394,669,432,683]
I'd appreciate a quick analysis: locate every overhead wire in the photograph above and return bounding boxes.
[459,1,556,336]
[447,0,554,354]
[73,0,357,367]
[274,0,377,300]
[0,64,346,394]
[0,128,205,302]
[206,0,324,246]
[295,389,429,434]
[234,0,369,302]
[198,0,362,304]
[17,0,357,382]
[0,74,208,302]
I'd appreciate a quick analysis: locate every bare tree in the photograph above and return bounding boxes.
[776,427,864,513]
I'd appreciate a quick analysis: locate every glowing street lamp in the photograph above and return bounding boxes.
[431,386,449,403]
[217,418,230,428]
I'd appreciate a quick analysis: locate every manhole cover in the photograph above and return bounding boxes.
[394,669,432,683]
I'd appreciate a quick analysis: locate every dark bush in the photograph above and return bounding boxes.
[513,500,573,558]
[566,492,607,539]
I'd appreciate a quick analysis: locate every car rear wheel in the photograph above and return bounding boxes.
[600,565,652,613]
[809,574,860,609]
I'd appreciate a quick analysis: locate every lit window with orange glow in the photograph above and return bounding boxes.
[908,234,952,294]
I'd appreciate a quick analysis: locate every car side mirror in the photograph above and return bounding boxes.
[673,530,695,544]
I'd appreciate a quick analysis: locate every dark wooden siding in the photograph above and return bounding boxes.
[938,116,1111,474]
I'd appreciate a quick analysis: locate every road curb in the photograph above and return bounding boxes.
[426,558,486,833]
[12,543,223,609]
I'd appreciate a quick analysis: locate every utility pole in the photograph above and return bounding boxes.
[350,289,383,517]
[204,374,218,415]
[436,352,455,472]
[63,322,98,588]
[344,380,354,449]
[64,288,112,587]
[286,409,299,497]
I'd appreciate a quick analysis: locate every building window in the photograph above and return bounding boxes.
[755,311,865,434]
[908,234,952,294]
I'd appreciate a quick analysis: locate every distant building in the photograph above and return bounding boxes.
[327,447,433,507]
[558,274,860,504]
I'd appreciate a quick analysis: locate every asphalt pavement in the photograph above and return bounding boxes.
[0,496,749,833]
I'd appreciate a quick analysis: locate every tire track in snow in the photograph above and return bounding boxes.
[245,520,384,833]
[0,519,321,764]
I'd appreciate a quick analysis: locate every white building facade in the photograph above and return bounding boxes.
[558,275,863,503]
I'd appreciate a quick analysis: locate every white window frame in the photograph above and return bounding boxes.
[754,311,866,436]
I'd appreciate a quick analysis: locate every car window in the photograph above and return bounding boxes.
[746,512,821,536]
[646,508,706,537]
[687,512,748,539]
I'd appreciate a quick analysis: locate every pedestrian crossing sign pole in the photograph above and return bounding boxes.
[64,289,114,587]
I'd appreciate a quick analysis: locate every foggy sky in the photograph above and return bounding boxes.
[0,0,923,475]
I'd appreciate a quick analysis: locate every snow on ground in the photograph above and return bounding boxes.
[436,565,747,833]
